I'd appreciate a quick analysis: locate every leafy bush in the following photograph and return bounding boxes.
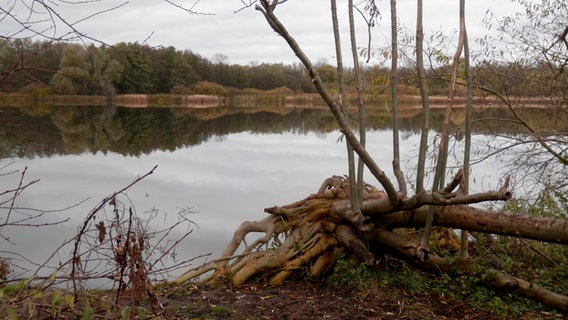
[192,81,228,96]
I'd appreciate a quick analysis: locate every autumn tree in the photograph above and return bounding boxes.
[192,81,229,96]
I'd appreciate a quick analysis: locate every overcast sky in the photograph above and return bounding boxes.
[3,0,520,66]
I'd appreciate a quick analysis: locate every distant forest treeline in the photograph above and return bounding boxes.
[0,39,559,98]
[0,40,317,95]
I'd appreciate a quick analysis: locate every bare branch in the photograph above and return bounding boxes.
[255,0,399,204]
[163,0,212,15]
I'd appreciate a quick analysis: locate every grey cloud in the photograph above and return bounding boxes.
[3,0,520,65]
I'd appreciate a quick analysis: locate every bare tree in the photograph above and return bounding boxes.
[417,0,467,259]
[330,0,359,214]
[389,0,406,195]
[460,0,472,260]
[414,0,430,195]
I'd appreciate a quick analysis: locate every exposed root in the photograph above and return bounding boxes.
[174,174,565,296]
[174,176,385,286]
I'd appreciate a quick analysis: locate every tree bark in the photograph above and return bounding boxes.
[415,0,430,194]
[378,205,568,244]
[369,229,454,273]
[331,0,359,213]
[461,0,472,259]
[390,0,406,195]
[348,0,368,203]
[484,270,568,312]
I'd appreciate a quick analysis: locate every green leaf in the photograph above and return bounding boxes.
[81,306,93,320]
[49,270,57,283]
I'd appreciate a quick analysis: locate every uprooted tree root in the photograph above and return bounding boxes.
[173,175,568,313]
[174,176,455,287]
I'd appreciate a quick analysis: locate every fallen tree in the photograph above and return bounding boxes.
[173,0,568,313]
[173,175,568,311]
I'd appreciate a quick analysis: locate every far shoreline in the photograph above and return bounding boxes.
[0,92,557,109]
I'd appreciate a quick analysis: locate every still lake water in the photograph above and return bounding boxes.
[0,104,524,284]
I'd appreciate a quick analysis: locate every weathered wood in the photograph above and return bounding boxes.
[334,225,374,266]
[369,229,454,273]
[269,233,337,286]
[378,205,568,244]
[484,270,568,312]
